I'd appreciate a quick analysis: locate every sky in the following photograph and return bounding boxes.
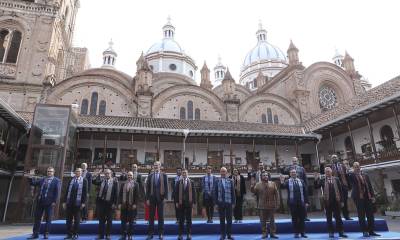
[73,0,400,87]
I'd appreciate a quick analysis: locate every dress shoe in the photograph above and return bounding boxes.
[227,236,234,240]
[43,233,49,239]
[64,235,73,240]
[270,234,279,239]
[294,234,300,238]
[261,234,267,239]
[159,234,164,240]
[369,232,380,236]
[362,232,369,237]
[177,235,183,240]
[304,218,311,221]
[27,235,39,240]
[301,233,308,238]
[146,235,153,240]
[339,232,348,238]
[186,234,192,240]
[344,217,353,220]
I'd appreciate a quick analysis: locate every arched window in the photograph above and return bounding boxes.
[274,115,279,124]
[187,101,193,120]
[267,108,273,123]
[99,100,106,116]
[195,108,200,120]
[380,125,395,150]
[0,29,22,64]
[180,107,186,120]
[261,114,267,123]
[89,92,98,115]
[80,99,88,115]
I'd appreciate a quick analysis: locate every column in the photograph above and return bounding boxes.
[329,131,336,154]
[366,116,378,162]
[347,123,357,162]
[274,139,279,173]
[392,105,400,141]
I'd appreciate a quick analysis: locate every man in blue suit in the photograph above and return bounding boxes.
[80,163,92,222]
[146,161,168,240]
[27,166,61,240]
[201,166,217,223]
[214,167,236,240]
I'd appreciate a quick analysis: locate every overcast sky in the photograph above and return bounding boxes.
[73,0,400,87]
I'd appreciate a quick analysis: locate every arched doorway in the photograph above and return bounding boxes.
[344,136,354,160]
[380,125,396,150]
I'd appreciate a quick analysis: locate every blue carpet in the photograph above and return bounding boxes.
[41,218,389,235]
[7,232,400,240]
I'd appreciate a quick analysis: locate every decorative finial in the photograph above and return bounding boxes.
[167,15,171,24]
[108,39,114,49]
[217,55,222,64]
[258,19,263,30]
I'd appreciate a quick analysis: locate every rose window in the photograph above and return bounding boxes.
[319,86,337,110]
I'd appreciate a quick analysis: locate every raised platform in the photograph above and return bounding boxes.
[42,218,389,235]
[8,232,400,240]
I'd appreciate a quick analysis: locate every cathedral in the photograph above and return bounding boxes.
[0,0,400,221]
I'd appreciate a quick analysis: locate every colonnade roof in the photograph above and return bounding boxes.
[0,98,29,130]
[77,115,319,140]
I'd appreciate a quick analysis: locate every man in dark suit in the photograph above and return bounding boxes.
[214,167,236,240]
[119,171,139,240]
[175,169,196,240]
[172,167,182,224]
[330,155,352,220]
[201,166,217,223]
[229,168,246,223]
[27,166,61,240]
[314,167,348,238]
[92,168,119,240]
[348,162,380,238]
[80,163,92,223]
[248,162,265,183]
[146,161,168,240]
[280,169,309,239]
[63,168,88,240]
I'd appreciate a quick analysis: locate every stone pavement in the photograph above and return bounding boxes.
[0,213,399,239]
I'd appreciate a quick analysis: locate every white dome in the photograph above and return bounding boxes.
[147,38,183,55]
[243,41,287,67]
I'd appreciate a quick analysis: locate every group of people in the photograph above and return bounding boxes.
[26,155,380,240]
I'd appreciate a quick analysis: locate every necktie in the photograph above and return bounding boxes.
[221,179,225,203]
[208,176,211,192]
[102,180,108,199]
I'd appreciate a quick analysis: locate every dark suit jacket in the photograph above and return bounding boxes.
[287,165,308,186]
[118,181,139,208]
[331,162,350,189]
[63,177,88,206]
[29,177,61,206]
[229,175,246,198]
[145,172,168,202]
[82,170,92,192]
[314,177,343,206]
[281,178,309,205]
[92,176,119,205]
[174,178,196,207]
[348,172,374,201]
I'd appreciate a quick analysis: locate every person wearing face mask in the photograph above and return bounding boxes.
[201,166,217,223]
[314,167,348,239]
[229,168,246,223]
[63,168,88,240]
[251,171,279,239]
[330,155,352,220]
[174,169,196,240]
[92,169,118,240]
[27,167,61,240]
[214,167,236,240]
[145,161,168,240]
[280,169,309,239]
[119,171,139,240]
[348,162,380,238]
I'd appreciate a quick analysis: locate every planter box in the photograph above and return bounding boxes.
[385,210,400,219]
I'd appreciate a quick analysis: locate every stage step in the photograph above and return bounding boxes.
[42,218,389,235]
